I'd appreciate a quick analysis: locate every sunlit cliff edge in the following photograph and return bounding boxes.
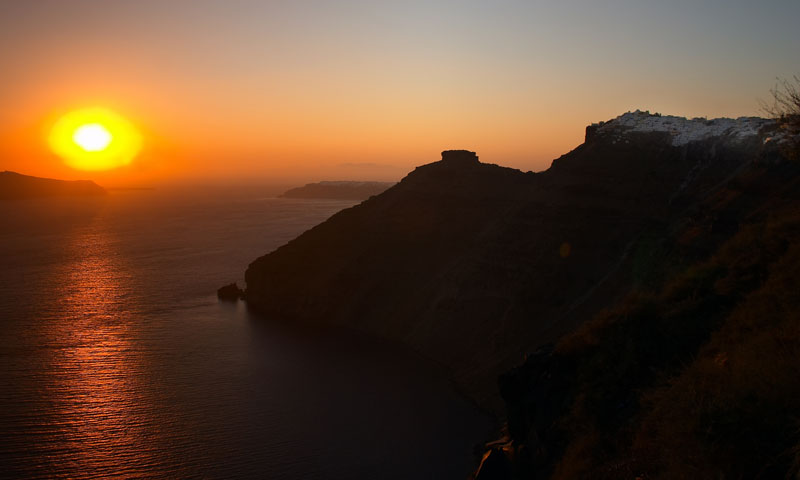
[0,171,106,200]
[235,111,800,478]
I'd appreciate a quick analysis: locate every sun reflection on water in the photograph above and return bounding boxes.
[1,193,495,479]
[45,224,158,476]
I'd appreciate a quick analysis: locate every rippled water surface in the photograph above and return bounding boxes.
[0,188,493,479]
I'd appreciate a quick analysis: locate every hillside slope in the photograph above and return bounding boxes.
[483,156,800,479]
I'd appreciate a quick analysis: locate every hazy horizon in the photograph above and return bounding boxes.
[1,0,798,187]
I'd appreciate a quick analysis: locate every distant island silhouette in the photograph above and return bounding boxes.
[0,171,106,200]
[225,111,800,478]
[280,181,395,200]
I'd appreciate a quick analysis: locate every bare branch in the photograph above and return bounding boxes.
[763,76,800,136]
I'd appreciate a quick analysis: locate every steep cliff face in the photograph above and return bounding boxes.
[243,114,779,409]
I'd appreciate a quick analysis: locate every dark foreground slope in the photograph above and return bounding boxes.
[244,112,781,411]
[0,171,106,200]
[483,151,800,479]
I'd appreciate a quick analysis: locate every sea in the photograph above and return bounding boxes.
[0,187,494,479]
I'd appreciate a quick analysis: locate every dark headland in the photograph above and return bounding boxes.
[0,171,106,200]
[227,111,800,478]
[279,180,395,200]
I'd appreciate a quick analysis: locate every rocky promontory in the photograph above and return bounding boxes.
[231,111,800,477]
[240,111,785,413]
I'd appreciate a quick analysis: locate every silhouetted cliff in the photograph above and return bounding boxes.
[0,171,106,200]
[237,112,800,476]
[280,181,394,200]
[242,114,785,413]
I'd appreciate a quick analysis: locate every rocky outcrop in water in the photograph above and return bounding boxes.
[217,282,244,301]
[0,171,106,200]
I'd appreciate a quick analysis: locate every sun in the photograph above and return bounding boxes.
[73,123,113,152]
[49,107,142,171]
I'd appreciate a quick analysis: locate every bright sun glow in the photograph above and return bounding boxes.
[49,107,142,171]
[73,123,113,152]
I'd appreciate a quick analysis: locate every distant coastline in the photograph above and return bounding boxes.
[0,171,106,200]
[106,187,156,192]
[279,181,394,200]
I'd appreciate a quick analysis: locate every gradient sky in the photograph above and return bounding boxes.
[1,0,798,186]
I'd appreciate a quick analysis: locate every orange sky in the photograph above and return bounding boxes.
[1,1,798,187]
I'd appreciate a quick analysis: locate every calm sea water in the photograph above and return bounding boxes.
[0,188,493,479]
